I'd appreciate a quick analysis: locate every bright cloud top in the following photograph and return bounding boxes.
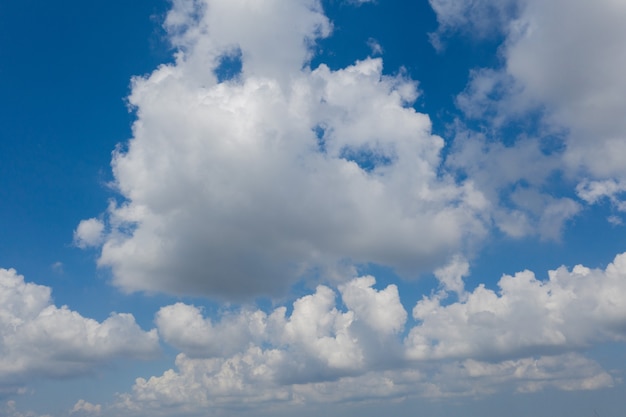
[86,0,488,298]
[0,268,159,395]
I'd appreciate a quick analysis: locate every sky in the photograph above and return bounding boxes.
[1,0,626,416]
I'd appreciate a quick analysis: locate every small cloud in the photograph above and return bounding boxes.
[70,399,102,415]
[73,218,105,249]
[51,261,64,274]
[367,37,383,55]
[608,215,623,226]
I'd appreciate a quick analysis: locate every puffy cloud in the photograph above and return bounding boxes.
[0,268,159,393]
[502,0,626,181]
[339,276,406,335]
[114,252,626,414]
[84,0,489,299]
[577,179,626,212]
[155,277,405,381]
[70,400,102,416]
[433,255,469,297]
[73,218,105,249]
[429,0,626,236]
[446,130,580,240]
[163,0,331,84]
[118,276,408,414]
[434,0,626,217]
[406,252,626,360]
[155,303,267,358]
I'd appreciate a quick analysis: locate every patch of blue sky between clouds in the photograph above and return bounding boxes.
[214,48,243,83]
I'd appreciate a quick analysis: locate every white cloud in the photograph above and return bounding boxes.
[73,218,105,249]
[1,401,53,417]
[70,400,102,415]
[83,0,489,299]
[503,0,626,181]
[577,179,626,213]
[155,277,406,380]
[143,275,413,413]
[339,276,406,335]
[112,252,626,414]
[438,353,614,395]
[428,0,520,49]
[406,252,626,361]
[366,38,383,55]
[0,268,159,393]
[446,130,580,240]
[67,1,626,410]
[433,255,469,297]
[429,0,626,238]
[163,0,331,86]
[155,303,267,358]
[434,0,626,218]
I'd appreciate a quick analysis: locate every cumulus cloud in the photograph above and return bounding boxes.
[426,0,626,238]
[70,400,102,416]
[155,277,405,382]
[118,276,408,414]
[113,252,626,414]
[155,303,267,358]
[406,252,626,360]
[73,218,105,249]
[0,268,159,393]
[82,0,489,299]
[503,0,626,180]
[434,0,626,221]
[577,179,626,212]
[446,129,580,239]
[433,254,469,297]
[116,350,611,416]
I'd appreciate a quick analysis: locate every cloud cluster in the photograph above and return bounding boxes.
[436,0,626,226]
[113,252,626,414]
[85,0,488,299]
[65,0,626,412]
[155,277,406,383]
[74,218,105,249]
[503,0,626,181]
[407,252,626,360]
[0,268,159,394]
[122,277,410,414]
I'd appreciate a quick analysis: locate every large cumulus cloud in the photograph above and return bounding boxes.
[84,0,488,298]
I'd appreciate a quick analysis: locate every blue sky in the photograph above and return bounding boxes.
[1,0,626,416]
